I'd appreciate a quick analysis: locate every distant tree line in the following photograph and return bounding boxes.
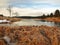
[40,9,60,19]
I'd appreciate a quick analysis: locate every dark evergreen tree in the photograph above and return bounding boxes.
[42,14,46,18]
[54,9,60,17]
[46,14,50,17]
[50,13,53,17]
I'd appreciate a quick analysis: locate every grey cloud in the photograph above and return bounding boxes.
[0,0,60,8]
[9,0,60,5]
[9,0,32,4]
[0,0,9,8]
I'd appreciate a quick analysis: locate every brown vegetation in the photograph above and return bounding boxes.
[43,17,60,22]
[0,16,21,24]
[0,26,60,45]
[0,40,6,45]
[6,17,21,22]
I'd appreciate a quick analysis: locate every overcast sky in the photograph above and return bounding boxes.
[0,0,60,8]
[0,0,60,16]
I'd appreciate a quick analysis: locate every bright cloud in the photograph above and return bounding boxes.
[0,7,60,16]
[12,7,60,16]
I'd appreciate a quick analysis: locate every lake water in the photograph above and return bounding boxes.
[12,19,60,27]
[0,19,60,27]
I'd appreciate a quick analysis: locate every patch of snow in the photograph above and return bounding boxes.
[0,20,10,23]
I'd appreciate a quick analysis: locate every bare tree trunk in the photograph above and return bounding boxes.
[7,5,12,17]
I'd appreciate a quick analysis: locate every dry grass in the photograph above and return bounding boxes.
[0,16,21,23]
[0,25,60,45]
[43,17,60,22]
